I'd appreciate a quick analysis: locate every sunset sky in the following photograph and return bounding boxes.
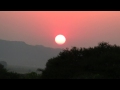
[0,11,120,48]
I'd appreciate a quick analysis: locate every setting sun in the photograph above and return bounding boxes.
[55,35,66,45]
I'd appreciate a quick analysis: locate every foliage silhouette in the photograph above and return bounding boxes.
[0,64,8,79]
[0,63,42,79]
[0,64,22,79]
[0,61,7,68]
[42,42,120,79]
[22,72,42,79]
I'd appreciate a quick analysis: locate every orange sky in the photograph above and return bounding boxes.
[0,11,120,48]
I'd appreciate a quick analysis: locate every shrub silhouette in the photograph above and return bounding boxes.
[42,42,120,79]
[0,64,21,79]
[0,61,7,68]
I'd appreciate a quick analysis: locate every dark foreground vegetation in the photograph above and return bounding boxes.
[1,42,120,79]
[42,42,120,79]
[0,64,42,79]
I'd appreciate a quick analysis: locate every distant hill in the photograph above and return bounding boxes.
[0,39,62,68]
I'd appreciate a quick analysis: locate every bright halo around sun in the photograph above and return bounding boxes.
[55,34,66,45]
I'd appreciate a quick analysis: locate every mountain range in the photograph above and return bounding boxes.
[0,39,62,68]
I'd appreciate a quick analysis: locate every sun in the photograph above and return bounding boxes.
[55,34,66,45]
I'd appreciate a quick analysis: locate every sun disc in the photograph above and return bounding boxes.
[55,35,66,45]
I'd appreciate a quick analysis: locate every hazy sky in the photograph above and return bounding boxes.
[0,11,120,48]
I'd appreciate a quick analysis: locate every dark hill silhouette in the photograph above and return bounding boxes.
[0,39,62,68]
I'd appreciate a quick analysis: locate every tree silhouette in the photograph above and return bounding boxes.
[0,61,7,68]
[0,64,8,79]
[42,42,120,79]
